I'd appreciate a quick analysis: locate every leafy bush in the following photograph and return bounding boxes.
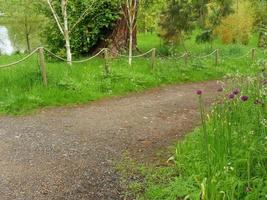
[214,1,255,45]
[41,0,120,56]
[196,29,214,44]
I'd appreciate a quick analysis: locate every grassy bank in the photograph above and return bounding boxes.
[120,75,267,200]
[0,33,266,115]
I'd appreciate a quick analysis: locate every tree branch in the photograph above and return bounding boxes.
[47,0,64,36]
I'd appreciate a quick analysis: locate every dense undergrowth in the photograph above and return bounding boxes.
[0,33,266,115]
[119,75,267,200]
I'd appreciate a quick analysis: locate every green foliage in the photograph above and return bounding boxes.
[122,75,267,200]
[0,0,46,51]
[158,0,235,46]
[252,0,267,27]
[213,1,255,45]
[0,33,265,115]
[41,0,120,56]
[159,0,196,45]
[207,0,234,27]
[137,0,167,33]
[192,0,210,28]
[252,0,267,48]
[196,29,214,44]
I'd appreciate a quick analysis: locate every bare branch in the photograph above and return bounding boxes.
[47,0,64,36]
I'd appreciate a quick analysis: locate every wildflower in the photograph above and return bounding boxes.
[233,88,240,95]
[196,90,202,95]
[217,87,224,92]
[240,95,249,102]
[228,93,235,99]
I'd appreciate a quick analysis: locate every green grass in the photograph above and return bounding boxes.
[0,33,266,115]
[119,75,267,200]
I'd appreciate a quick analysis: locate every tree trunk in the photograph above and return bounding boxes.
[24,16,31,52]
[61,0,72,64]
[65,34,72,64]
[129,27,133,65]
[26,33,31,53]
[93,3,137,54]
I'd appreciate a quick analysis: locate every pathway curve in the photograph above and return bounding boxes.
[0,80,220,200]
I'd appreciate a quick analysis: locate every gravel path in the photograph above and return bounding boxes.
[0,80,220,200]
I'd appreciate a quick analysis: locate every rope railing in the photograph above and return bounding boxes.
[190,49,217,59]
[256,48,267,54]
[221,49,253,60]
[112,48,155,58]
[0,47,41,69]
[1,47,262,70]
[44,48,106,63]
[176,53,187,59]
[0,46,265,87]
[156,52,186,60]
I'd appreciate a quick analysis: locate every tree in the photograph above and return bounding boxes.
[193,0,210,28]
[41,0,120,57]
[0,0,45,52]
[46,0,101,64]
[159,0,196,50]
[251,0,267,47]
[195,0,234,45]
[121,0,138,66]
[137,0,167,33]
[207,0,234,27]
[47,0,71,64]
[214,1,255,45]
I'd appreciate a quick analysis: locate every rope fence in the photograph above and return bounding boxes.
[0,46,266,86]
[44,48,106,63]
[0,48,41,69]
[190,49,217,59]
[113,48,155,58]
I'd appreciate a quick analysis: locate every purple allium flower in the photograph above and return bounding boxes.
[233,88,240,95]
[240,95,249,102]
[228,93,235,99]
[217,87,224,92]
[196,90,202,95]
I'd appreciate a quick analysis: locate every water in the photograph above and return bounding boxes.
[0,26,14,55]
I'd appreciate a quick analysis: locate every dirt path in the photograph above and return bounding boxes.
[0,80,220,200]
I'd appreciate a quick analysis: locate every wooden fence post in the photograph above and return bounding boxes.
[38,47,48,87]
[151,48,156,69]
[215,49,219,66]
[104,48,110,75]
[251,48,256,63]
[184,52,188,66]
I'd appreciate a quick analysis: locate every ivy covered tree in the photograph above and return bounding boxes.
[41,0,121,57]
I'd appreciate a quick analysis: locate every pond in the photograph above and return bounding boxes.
[0,26,14,55]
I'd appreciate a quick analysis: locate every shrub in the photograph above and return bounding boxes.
[214,1,255,45]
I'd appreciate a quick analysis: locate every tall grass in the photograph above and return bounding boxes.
[136,75,267,200]
[0,34,266,115]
